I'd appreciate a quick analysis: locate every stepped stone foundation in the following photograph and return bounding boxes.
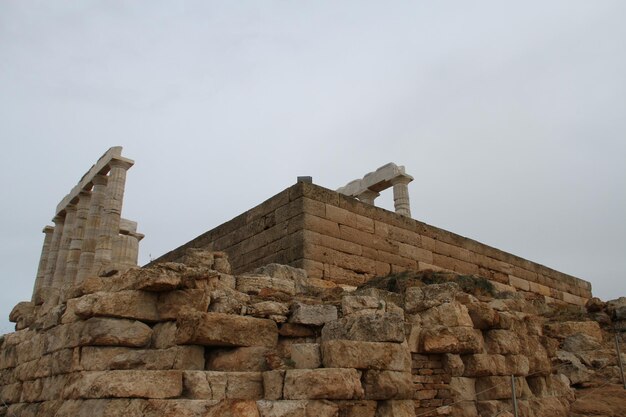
[155,181,591,306]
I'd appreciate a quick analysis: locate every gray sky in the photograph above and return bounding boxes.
[1,1,625,334]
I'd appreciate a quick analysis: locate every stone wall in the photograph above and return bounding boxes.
[3,253,596,417]
[155,183,592,306]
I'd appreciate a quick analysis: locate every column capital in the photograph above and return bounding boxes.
[109,157,133,171]
[43,225,55,234]
[390,174,413,186]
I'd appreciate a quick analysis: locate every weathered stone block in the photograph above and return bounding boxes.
[374,400,414,417]
[176,312,278,347]
[475,376,530,401]
[404,283,459,313]
[74,291,159,322]
[484,330,522,354]
[290,343,321,369]
[262,370,285,400]
[419,301,473,327]
[63,370,182,399]
[420,326,483,354]
[362,370,412,400]
[183,371,263,400]
[321,340,411,371]
[157,289,210,320]
[79,346,204,371]
[290,302,337,326]
[256,400,339,417]
[543,321,603,342]
[207,346,270,372]
[283,368,364,400]
[321,313,404,343]
[237,274,296,296]
[341,295,383,316]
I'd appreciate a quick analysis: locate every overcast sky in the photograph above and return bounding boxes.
[1,1,625,334]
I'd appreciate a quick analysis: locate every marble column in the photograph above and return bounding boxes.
[32,226,55,304]
[76,174,108,284]
[65,191,91,296]
[94,158,132,272]
[42,215,65,291]
[357,189,380,205]
[112,234,140,268]
[391,175,412,217]
[51,204,77,297]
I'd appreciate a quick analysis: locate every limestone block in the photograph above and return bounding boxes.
[321,313,404,343]
[157,289,210,320]
[361,370,412,400]
[254,263,308,282]
[263,370,285,400]
[207,346,271,372]
[14,348,78,381]
[248,301,290,319]
[607,297,626,320]
[74,290,159,322]
[465,302,500,329]
[176,312,278,348]
[63,370,182,399]
[183,371,263,400]
[321,340,411,371]
[336,401,377,417]
[256,400,339,417]
[180,248,215,268]
[145,399,259,417]
[341,295,383,316]
[528,397,569,417]
[290,303,337,326]
[463,354,529,377]
[79,346,204,371]
[404,283,459,313]
[237,274,296,296]
[475,376,531,401]
[443,353,465,376]
[554,350,592,384]
[484,330,522,354]
[9,302,35,330]
[78,318,152,348]
[209,288,250,314]
[419,302,473,327]
[561,333,601,352]
[290,343,321,369]
[22,374,67,402]
[283,368,364,400]
[151,321,178,349]
[0,382,21,404]
[278,323,316,338]
[406,324,420,353]
[374,400,415,417]
[449,377,476,401]
[543,321,603,342]
[420,326,483,354]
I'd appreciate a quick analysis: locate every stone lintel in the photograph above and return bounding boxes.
[55,147,134,217]
[337,162,414,197]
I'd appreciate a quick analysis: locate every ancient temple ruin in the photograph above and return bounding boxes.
[3,150,623,417]
[32,146,143,307]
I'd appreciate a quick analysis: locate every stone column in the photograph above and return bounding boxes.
[76,174,108,284]
[32,226,55,304]
[94,158,132,273]
[42,215,65,291]
[357,189,380,205]
[51,204,77,297]
[112,234,140,268]
[391,175,412,217]
[65,191,91,296]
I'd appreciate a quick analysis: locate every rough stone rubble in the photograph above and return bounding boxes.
[3,250,625,417]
